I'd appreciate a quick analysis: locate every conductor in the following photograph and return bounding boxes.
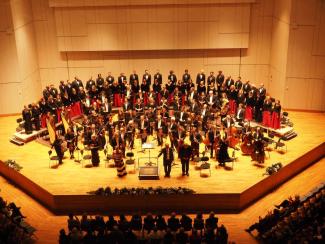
[157,143,174,178]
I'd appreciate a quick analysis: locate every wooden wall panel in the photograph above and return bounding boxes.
[53,4,251,51]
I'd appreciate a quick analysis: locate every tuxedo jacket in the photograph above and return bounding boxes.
[158,147,174,163]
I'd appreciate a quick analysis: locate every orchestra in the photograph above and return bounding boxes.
[22,69,284,171]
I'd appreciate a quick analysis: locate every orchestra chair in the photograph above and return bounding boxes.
[193,157,201,169]
[274,138,287,153]
[125,152,136,173]
[103,149,114,168]
[200,156,211,177]
[81,147,92,167]
[48,150,59,168]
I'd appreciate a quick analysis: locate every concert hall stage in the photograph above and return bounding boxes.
[0,111,324,215]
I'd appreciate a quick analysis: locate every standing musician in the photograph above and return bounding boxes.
[65,128,76,159]
[157,143,174,177]
[22,105,33,134]
[126,120,135,150]
[138,115,149,144]
[89,134,100,166]
[251,127,265,164]
[155,115,165,146]
[168,117,178,149]
[179,141,192,176]
[52,135,64,165]
[190,127,201,160]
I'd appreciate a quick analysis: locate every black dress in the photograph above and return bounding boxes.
[90,139,100,166]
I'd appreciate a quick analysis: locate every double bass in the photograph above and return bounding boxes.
[240,132,254,155]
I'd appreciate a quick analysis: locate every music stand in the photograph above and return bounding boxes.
[142,142,155,165]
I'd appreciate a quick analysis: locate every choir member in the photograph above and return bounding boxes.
[228,85,238,115]
[154,69,162,85]
[22,105,33,134]
[262,96,273,127]
[105,72,114,85]
[118,72,127,86]
[234,77,242,92]
[243,80,251,98]
[271,100,281,130]
[182,69,191,85]
[245,91,255,121]
[129,70,139,86]
[168,70,177,86]
[86,77,96,92]
[216,70,225,91]
[96,73,104,92]
[196,69,206,87]
[143,69,151,87]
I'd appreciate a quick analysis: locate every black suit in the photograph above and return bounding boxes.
[154,73,162,84]
[129,73,139,86]
[196,73,206,85]
[179,144,192,175]
[158,147,174,176]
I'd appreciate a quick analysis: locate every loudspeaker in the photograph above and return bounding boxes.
[139,166,159,180]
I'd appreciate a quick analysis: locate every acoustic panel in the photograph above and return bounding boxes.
[54,3,251,51]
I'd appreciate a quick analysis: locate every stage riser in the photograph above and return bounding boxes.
[0,142,324,215]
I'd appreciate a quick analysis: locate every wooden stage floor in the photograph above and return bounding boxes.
[0,111,324,196]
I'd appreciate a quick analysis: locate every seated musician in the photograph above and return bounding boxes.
[190,127,201,160]
[138,115,149,144]
[126,120,135,149]
[176,106,188,125]
[206,90,217,108]
[101,97,112,116]
[235,103,245,122]
[134,98,144,114]
[123,97,132,112]
[222,115,235,128]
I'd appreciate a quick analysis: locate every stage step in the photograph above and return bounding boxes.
[282,131,298,141]
[9,137,25,146]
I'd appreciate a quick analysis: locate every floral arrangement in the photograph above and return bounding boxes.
[88,186,195,196]
[3,160,23,172]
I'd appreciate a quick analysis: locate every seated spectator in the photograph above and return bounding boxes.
[163,228,174,243]
[58,228,70,244]
[130,213,142,231]
[148,226,163,244]
[205,211,218,230]
[143,212,155,233]
[107,225,125,243]
[275,195,300,210]
[118,214,130,232]
[204,228,215,243]
[67,214,80,231]
[106,215,117,231]
[124,228,137,243]
[83,229,96,244]
[167,212,180,232]
[155,214,167,231]
[193,213,204,232]
[80,213,91,232]
[189,229,202,244]
[69,227,82,243]
[217,224,228,244]
[94,215,105,231]
[180,213,193,231]
[176,227,189,244]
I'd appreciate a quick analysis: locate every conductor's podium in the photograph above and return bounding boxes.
[138,166,159,180]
